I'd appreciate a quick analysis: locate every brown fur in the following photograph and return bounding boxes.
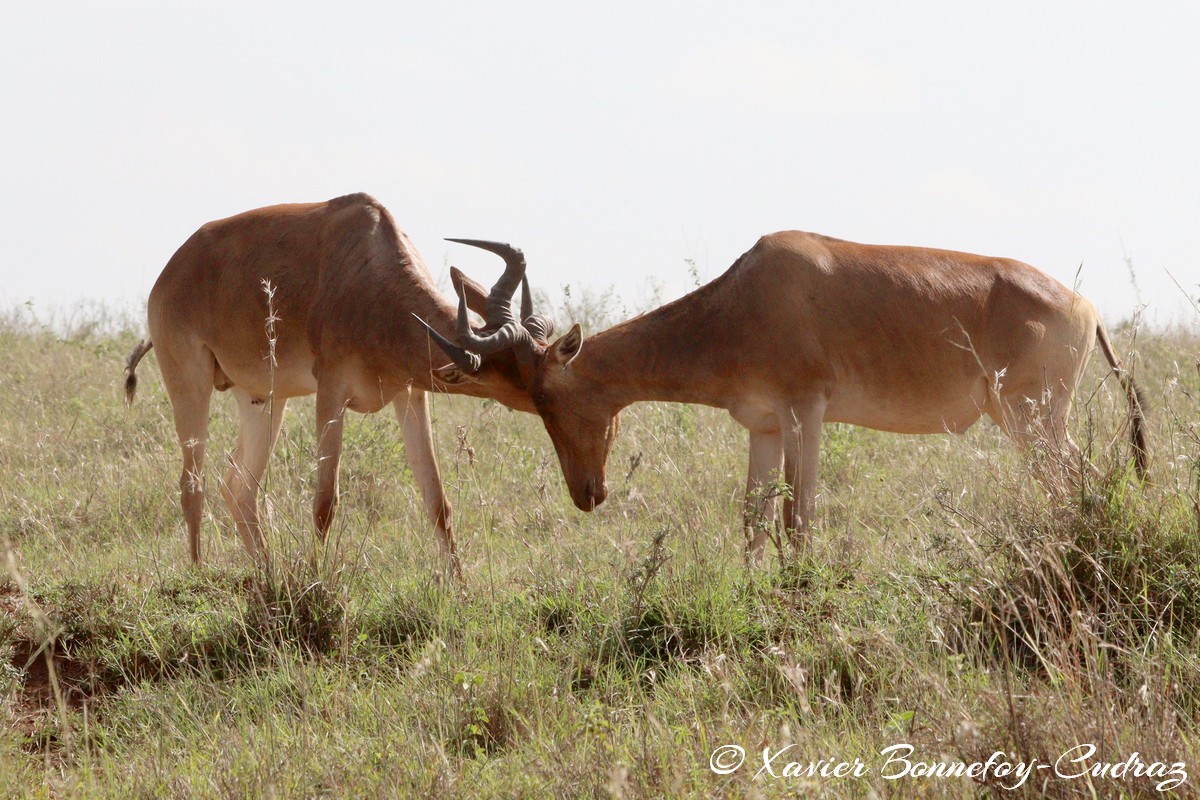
[442,231,1149,558]
[128,193,537,573]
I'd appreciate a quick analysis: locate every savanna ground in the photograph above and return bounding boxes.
[1,294,1198,799]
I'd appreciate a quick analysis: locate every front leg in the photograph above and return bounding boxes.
[395,387,463,581]
[314,384,348,538]
[780,395,827,548]
[743,428,783,563]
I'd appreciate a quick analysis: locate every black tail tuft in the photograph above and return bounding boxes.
[124,339,153,406]
[1129,381,1149,481]
[1095,322,1149,482]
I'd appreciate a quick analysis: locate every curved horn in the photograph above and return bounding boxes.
[520,277,555,341]
[445,239,526,328]
[411,313,481,373]
[520,275,533,322]
[454,280,475,342]
[452,283,533,355]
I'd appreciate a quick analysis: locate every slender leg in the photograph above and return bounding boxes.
[1045,389,1085,488]
[395,388,462,581]
[158,347,214,564]
[987,385,1082,498]
[221,389,288,558]
[743,428,783,563]
[780,395,827,547]
[313,384,348,538]
[177,397,211,564]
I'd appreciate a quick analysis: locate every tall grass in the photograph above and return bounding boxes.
[0,300,1197,798]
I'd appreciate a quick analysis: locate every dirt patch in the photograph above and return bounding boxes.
[11,639,97,710]
[2,582,109,754]
[6,638,106,754]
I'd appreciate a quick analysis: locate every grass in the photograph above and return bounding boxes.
[0,303,1198,798]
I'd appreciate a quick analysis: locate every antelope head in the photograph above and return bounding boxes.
[527,322,619,511]
[423,241,616,511]
[414,239,555,409]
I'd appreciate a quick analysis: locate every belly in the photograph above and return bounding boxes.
[824,374,989,434]
[211,345,318,399]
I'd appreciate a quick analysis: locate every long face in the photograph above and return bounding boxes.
[435,322,619,512]
[527,327,619,511]
[425,242,619,512]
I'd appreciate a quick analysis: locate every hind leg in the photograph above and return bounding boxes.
[176,395,211,563]
[158,345,215,563]
[988,383,1083,496]
[221,389,288,558]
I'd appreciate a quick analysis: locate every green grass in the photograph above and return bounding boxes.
[1,307,1198,798]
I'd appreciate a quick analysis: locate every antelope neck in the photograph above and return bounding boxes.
[571,285,736,410]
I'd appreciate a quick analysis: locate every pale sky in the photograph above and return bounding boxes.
[3,2,1198,325]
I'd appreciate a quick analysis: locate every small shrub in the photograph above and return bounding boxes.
[242,561,346,657]
[939,474,1200,676]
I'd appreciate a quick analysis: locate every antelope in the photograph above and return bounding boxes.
[432,232,1148,559]
[123,193,552,577]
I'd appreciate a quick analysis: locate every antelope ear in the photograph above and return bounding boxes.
[547,323,583,366]
[450,266,490,317]
[433,364,478,386]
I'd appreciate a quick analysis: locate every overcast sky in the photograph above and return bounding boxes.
[3,2,1197,326]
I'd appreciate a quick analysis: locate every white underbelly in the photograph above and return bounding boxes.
[824,378,989,434]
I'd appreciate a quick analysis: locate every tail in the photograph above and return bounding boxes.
[124,339,154,406]
[1095,323,1148,480]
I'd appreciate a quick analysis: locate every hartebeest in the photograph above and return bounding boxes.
[433,232,1148,558]
[124,193,551,576]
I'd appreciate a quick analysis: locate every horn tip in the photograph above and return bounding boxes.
[445,237,520,255]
